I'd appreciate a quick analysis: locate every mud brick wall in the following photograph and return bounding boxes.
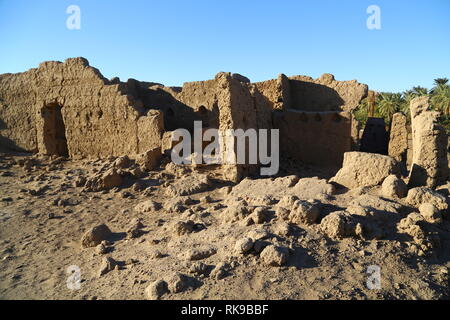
[273,110,353,167]
[0,58,163,158]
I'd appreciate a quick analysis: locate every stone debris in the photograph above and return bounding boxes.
[166,272,191,293]
[381,175,408,199]
[260,245,290,267]
[189,262,209,276]
[406,187,448,213]
[166,174,211,196]
[84,168,123,192]
[235,237,254,254]
[98,256,118,276]
[145,280,169,300]
[136,147,162,171]
[419,203,443,224]
[349,194,403,214]
[134,200,162,213]
[331,152,399,189]
[184,247,217,261]
[81,224,112,248]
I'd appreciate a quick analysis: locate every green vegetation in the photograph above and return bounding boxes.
[354,78,450,133]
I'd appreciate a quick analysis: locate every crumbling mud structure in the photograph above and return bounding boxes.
[0,58,371,182]
[1,58,450,300]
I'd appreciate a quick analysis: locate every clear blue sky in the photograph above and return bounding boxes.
[0,0,449,93]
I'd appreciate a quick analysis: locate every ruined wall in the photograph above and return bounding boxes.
[1,57,371,183]
[273,110,352,167]
[408,96,449,188]
[215,73,260,182]
[253,74,291,111]
[289,73,368,112]
[0,58,163,158]
[0,71,38,152]
[388,112,408,163]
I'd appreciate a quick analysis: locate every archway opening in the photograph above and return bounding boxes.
[41,103,68,157]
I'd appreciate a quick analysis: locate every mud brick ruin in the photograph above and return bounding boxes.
[0,57,448,185]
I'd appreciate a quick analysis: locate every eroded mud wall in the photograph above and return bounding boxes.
[0,58,164,158]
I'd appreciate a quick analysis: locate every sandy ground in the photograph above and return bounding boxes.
[0,152,449,300]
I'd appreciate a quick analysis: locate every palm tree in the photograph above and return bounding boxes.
[430,82,450,116]
[377,92,404,123]
[411,86,429,97]
[434,78,448,86]
[401,90,415,115]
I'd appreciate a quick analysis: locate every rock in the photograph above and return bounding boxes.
[235,237,254,254]
[134,200,162,213]
[278,195,299,209]
[397,213,426,239]
[397,212,438,255]
[166,273,190,293]
[210,262,229,280]
[127,218,145,239]
[189,262,208,276]
[289,200,320,225]
[136,147,162,171]
[149,249,164,259]
[419,203,442,224]
[381,175,407,199]
[98,257,117,276]
[81,223,112,248]
[166,174,211,196]
[113,156,130,169]
[145,280,169,300]
[84,168,123,192]
[250,207,267,224]
[330,152,399,189]
[101,168,123,189]
[276,206,290,221]
[161,131,176,155]
[253,240,269,253]
[173,220,195,236]
[349,194,403,214]
[292,177,335,198]
[272,222,291,237]
[320,211,366,239]
[222,202,251,223]
[260,245,289,267]
[227,176,299,205]
[276,196,320,225]
[96,243,108,255]
[406,187,448,212]
[185,247,217,261]
[165,162,189,176]
[320,211,347,239]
